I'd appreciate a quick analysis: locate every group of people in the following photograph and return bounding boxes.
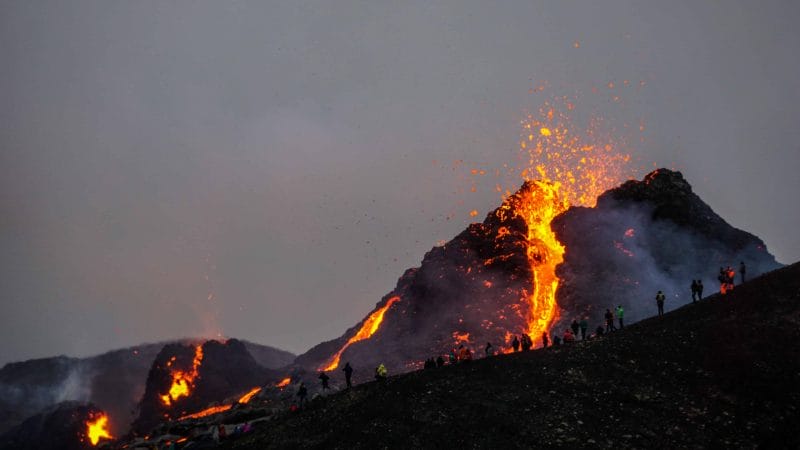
[718,262,746,294]
[604,306,625,331]
[690,280,704,302]
[510,334,534,352]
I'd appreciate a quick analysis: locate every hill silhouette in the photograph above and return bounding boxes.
[227,262,800,449]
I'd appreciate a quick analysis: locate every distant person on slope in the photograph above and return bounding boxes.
[343,362,353,389]
[512,336,520,352]
[605,308,616,332]
[375,363,388,381]
[656,291,666,317]
[485,342,494,357]
[542,332,549,348]
[691,280,698,302]
[570,319,580,338]
[436,356,445,368]
[740,261,747,283]
[297,383,308,406]
[319,371,330,390]
[616,305,625,329]
[579,317,589,340]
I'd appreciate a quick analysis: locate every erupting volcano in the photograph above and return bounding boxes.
[160,344,203,406]
[85,413,112,446]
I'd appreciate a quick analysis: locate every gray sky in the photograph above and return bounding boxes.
[2,1,799,364]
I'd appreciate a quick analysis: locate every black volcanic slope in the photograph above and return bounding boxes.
[229,262,800,449]
[296,169,781,374]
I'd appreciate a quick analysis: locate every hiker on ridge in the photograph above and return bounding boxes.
[485,342,494,357]
[512,336,520,352]
[343,362,353,389]
[691,280,698,302]
[375,363,388,381]
[656,290,666,316]
[579,317,589,340]
[542,331,549,348]
[318,371,330,390]
[570,319,580,338]
[616,305,625,329]
[605,308,616,332]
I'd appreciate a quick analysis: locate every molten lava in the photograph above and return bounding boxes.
[160,344,204,406]
[320,296,401,371]
[86,413,112,446]
[276,377,292,388]
[177,404,232,421]
[501,95,634,342]
[238,387,262,404]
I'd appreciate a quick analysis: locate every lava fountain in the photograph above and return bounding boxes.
[320,296,401,371]
[507,96,635,341]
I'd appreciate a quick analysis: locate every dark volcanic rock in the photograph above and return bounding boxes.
[0,401,107,450]
[0,340,294,436]
[131,339,279,435]
[551,169,781,329]
[228,262,800,449]
[296,169,781,378]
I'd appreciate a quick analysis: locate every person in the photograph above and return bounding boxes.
[541,332,549,348]
[297,383,308,406]
[552,335,562,346]
[727,266,736,291]
[375,363,387,381]
[691,280,698,302]
[605,308,616,332]
[424,358,434,369]
[436,355,445,368]
[343,362,353,389]
[656,290,665,316]
[697,280,704,300]
[485,342,494,357]
[718,267,727,294]
[521,335,532,352]
[563,328,575,343]
[579,318,588,340]
[217,424,227,442]
[570,319,580,338]
[319,371,330,390]
[740,261,746,284]
[616,305,625,329]
[448,350,457,364]
[511,336,520,352]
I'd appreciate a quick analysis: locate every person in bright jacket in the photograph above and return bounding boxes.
[616,305,625,329]
[375,363,388,381]
[656,291,666,317]
[563,328,576,343]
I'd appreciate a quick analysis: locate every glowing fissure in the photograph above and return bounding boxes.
[502,95,633,343]
[160,344,204,406]
[320,296,401,371]
[238,387,262,404]
[86,413,112,446]
[177,404,232,421]
[276,377,291,388]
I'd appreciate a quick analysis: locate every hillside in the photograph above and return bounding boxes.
[228,262,800,449]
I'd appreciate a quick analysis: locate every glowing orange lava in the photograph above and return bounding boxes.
[276,377,292,388]
[238,387,262,404]
[506,95,634,341]
[320,296,401,371]
[177,404,232,421]
[86,413,112,446]
[160,344,204,406]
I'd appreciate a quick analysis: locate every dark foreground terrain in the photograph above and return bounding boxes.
[227,262,800,449]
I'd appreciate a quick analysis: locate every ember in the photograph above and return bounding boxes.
[160,344,203,406]
[320,296,401,371]
[86,413,112,446]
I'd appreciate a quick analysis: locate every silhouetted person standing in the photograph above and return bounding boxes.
[343,362,353,389]
[319,371,330,390]
[512,336,520,352]
[740,261,746,284]
[605,308,616,332]
[485,342,494,357]
[656,290,665,317]
[542,332,549,348]
[570,319,580,338]
[579,318,588,340]
[297,383,308,406]
[691,280,698,302]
